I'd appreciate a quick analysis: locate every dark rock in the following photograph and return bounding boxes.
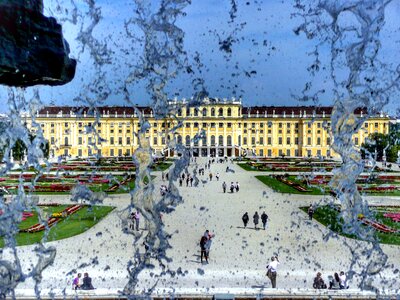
[0,0,76,87]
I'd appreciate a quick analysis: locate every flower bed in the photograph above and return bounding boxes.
[22,204,83,233]
[383,213,400,222]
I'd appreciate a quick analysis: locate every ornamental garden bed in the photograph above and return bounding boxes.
[0,204,114,247]
[0,174,136,194]
[256,175,400,197]
[300,205,400,245]
[12,158,171,173]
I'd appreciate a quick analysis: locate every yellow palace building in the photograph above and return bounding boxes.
[28,98,389,159]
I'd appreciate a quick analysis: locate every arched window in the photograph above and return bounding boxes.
[211,135,216,146]
[211,108,215,117]
[218,135,224,146]
[202,108,207,117]
[218,108,223,116]
[194,108,199,116]
[177,135,182,144]
[177,108,182,116]
[185,135,191,147]
[64,137,69,146]
[186,107,190,117]
[227,135,232,146]
[227,107,232,116]
[201,135,207,146]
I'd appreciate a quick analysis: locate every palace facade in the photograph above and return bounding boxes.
[28,98,390,159]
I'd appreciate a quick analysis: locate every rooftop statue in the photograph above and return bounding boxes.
[0,0,76,86]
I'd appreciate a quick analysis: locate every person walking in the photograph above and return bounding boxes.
[308,204,314,220]
[222,181,227,193]
[339,271,348,289]
[216,172,220,181]
[134,210,140,231]
[242,212,249,228]
[209,172,213,181]
[235,182,240,192]
[190,176,193,187]
[266,256,280,288]
[261,211,269,230]
[205,233,214,260]
[230,182,234,193]
[200,235,208,263]
[253,211,259,230]
[179,178,183,187]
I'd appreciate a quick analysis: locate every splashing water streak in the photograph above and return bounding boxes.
[295,0,400,291]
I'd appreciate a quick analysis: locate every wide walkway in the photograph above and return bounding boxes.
[8,158,400,297]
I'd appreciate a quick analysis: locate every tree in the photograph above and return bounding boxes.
[11,134,49,161]
[361,133,389,161]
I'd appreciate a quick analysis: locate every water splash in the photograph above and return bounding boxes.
[294,0,400,291]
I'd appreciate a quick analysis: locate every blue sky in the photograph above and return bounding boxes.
[1,0,399,114]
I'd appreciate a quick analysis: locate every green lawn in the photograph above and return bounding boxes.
[1,205,114,247]
[256,175,326,195]
[300,205,400,245]
[256,175,400,197]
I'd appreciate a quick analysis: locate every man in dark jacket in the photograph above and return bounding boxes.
[200,235,208,263]
[242,212,249,228]
[261,211,269,230]
[81,272,95,290]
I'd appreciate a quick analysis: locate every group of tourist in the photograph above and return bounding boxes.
[129,211,140,231]
[313,271,348,289]
[199,229,215,264]
[242,211,269,230]
[72,272,95,290]
[222,181,240,193]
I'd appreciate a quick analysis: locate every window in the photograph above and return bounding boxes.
[375,122,378,127]
[78,149,82,157]
[211,123,215,128]
[186,123,190,128]
[88,137,92,145]
[118,130,122,134]
[317,122,321,128]
[126,149,131,156]
[118,149,122,157]
[218,135,224,146]
[243,137,247,145]
[51,137,55,145]
[194,122,198,128]
[211,108,215,116]
[177,135,182,144]
[88,148,92,156]
[317,150,321,156]
[268,149,272,157]
[186,107,190,116]
[355,137,359,145]
[227,135,232,146]
[126,137,131,144]
[211,135,216,146]
[202,123,207,128]
[238,135,241,146]
[194,108,199,116]
[251,137,256,145]
[110,137,114,144]
[219,123,223,128]
[327,137,331,145]
[244,123,247,128]
[110,149,114,156]
[268,137,272,144]
[64,137,68,146]
[278,122,282,128]
[317,137,321,145]
[185,135,190,147]
[78,122,82,128]
[278,137,282,145]
[218,108,223,116]
[51,123,55,128]
[153,137,158,145]
[286,137,291,144]
[259,137,264,145]
[202,108,207,117]
[252,123,255,128]
[295,137,299,145]
[110,129,114,134]
[227,108,232,116]
[162,137,166,145]
[308,137,312,145]
[65,122,69,127]
[286,149,291,156]
[227,123,232,128]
